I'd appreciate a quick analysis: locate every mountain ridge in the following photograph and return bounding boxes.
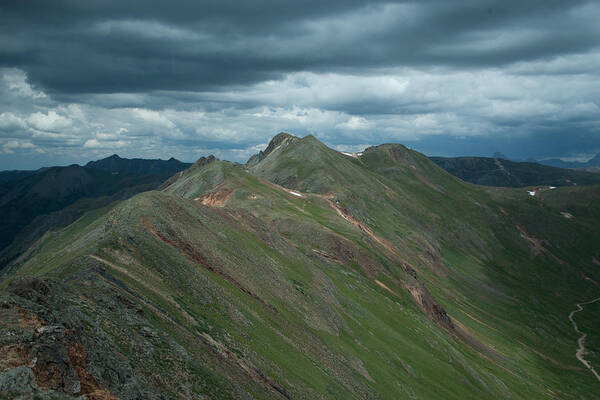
[85,153,192,174]
[1,134,599,399]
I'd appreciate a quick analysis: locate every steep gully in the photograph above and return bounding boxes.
[568,297,600,382]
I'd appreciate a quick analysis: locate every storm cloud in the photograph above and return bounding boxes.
[1,0,599,169]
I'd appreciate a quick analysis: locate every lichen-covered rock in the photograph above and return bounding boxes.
[0,365,83,400]
[0,366,37,395]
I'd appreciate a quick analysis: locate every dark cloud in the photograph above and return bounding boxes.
[2,1,598,94]
[0,1,599,169]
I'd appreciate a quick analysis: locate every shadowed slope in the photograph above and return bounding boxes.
[431,156,600,187]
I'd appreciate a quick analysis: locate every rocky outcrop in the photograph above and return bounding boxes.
[192,155,217,169]
[246,133,298,167]
[1,277,119,400]
[401,264,454,331]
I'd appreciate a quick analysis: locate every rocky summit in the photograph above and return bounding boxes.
[1,133,599,399]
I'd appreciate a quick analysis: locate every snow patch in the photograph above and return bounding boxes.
[340,151,358,158]
[288,190,304,197]
[527,190,536,196]
[549,186,557,189]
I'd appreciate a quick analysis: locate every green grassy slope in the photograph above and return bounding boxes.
[248,135,600,397]
[1,134,599,399]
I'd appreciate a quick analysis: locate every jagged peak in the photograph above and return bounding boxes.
[271,131,296,143]
[263,132,298,155]
[193,155,218,168]
[246,132,300,167]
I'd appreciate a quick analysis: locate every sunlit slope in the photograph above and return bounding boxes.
[247,134,600,397]
[2,133,599,399]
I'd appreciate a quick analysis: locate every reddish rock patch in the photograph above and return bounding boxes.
[406,283,454,330]
[0,344,31,372]
[68,342,119,400]
[196,187,235,207]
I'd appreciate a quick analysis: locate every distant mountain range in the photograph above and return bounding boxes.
[85,153,192,174]
[537,152,600,169]
[0,155,191,255]
[430,156,600,187]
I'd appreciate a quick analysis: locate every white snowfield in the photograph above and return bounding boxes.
[341,151,360,158]
[527,190,536,196]
[549,186,557,189]
[340,151,364,158]
[289,190,304,197]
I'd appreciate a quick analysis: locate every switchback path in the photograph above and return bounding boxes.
[568,297,600,382]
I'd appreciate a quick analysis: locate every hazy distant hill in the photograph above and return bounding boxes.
[430,156,600,187]
[539,152,600,169]
[86,153,191,174]
[2,133,598,399]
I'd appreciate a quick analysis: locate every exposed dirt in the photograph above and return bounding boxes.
[517,341,581,371]
[494,158,507,173]
[515,225,566,265]
[516,225,546,256]
[450,317,507,363]
[374,279,396,295]
[321,196,458,333]
[406,283,454,330]
[459,309,498,332]
[568,297,600,382]
[199,333,292,400]
[196,186,235,207]
[325,197,397,255]
[16,307,47,328]
[0,344,32,372]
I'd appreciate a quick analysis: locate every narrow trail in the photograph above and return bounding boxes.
[568,297,600,382]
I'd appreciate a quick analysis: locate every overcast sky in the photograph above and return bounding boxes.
[1,0,599,169]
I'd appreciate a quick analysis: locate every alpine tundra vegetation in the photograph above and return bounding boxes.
[1,133,599,399]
